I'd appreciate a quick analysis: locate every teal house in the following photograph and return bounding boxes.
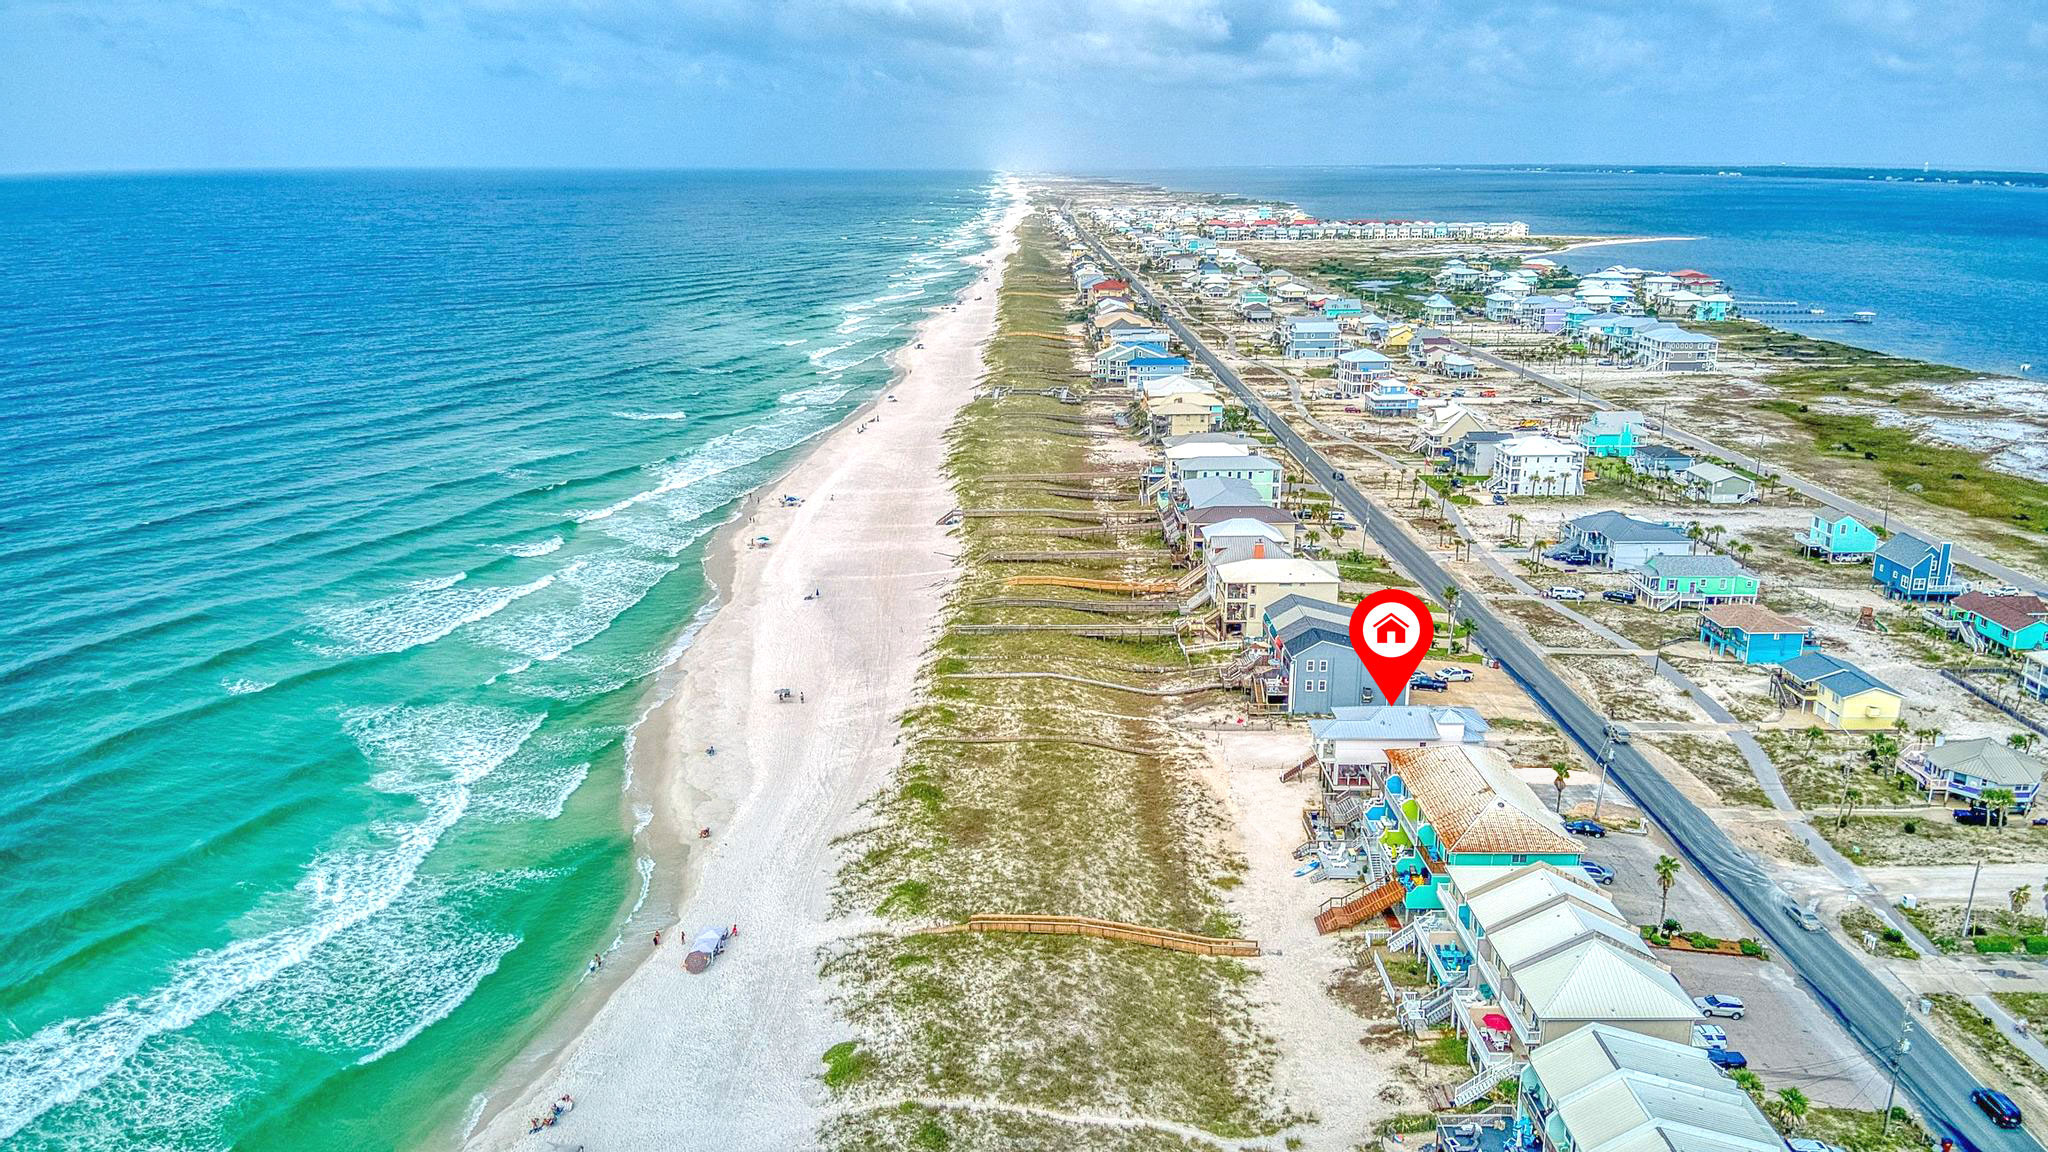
[1376,744,1579,914]
[1631,554,1760,612]
[1699,603,1816,664]
[1576,410,1646,458]
[1803,512,1880,561]
[1948,591,2048,653]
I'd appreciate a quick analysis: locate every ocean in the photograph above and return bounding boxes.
[0,169,1003,1150]
[1122,166,2048,376]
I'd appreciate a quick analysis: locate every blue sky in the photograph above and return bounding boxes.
[3,0,2045,174]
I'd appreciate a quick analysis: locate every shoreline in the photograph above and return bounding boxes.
[455,185,1028,1150]
[1543,234,1702,254]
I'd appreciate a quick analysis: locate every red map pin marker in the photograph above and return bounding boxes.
[1349,589,1436,707]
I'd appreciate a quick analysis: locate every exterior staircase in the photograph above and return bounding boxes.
[1398,983,1459,1032]
[1279,750,1316,783]
[1314,875,1406,934]
[1451,1059,1527,1109]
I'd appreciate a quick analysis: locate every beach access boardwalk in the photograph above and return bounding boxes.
[1067,211,2045,1152]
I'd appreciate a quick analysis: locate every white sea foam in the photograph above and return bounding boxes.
[474,552,676,662]
[307,572,555,657]
[500,535,564,558]
[0,703,541,1139]
[221,677,273,696]
[612,410,690,422]
[406,571,468,593]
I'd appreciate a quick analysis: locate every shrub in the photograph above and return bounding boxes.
[1738,938,1767,958]
[1902,818,1918,833]
[1662,917,1683,934]
[821,1041,875,1090]
[1881,927,1905,943]
[1373,1113,1438,1138]
[1686,931,1717,950]
[1973,936,2018,954]
[2026,936,2048,955]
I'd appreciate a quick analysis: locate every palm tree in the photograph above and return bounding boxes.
[1655,855,1681,924]
[1552,761,1573,813]
[1984,787,2016,830]
[1803,725,1826,755]
[1775,1087,1810,1135]
[1507,512,1525,545]
[2011,885,2033,917]
[2010,732,2040,755]
[1836,786,1861,830]
[1730,1070,1765,1102]
[1686,521,1704,553]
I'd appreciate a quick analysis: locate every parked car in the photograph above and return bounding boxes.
[1580,860,1615,885]
[1973,1088,2023,1129]
[1602,588,1638,604]
[1409,674,1449,693]
[1564,819,1606,838]
[1436,667,1474,682]
[1706,1048,1748,1072]
[1953,806,1993,826]
[1693,1023,1729,1050]
[1788,1139,1845,1152]
[1548,586,1586,601]
[1984,584,2022,597]
[1694,995,1746,1019]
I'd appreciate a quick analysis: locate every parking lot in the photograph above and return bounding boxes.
[1576,822,1752,941]
[1663,949,1892,1109]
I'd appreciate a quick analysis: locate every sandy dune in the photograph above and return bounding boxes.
[465,193,1027,1151]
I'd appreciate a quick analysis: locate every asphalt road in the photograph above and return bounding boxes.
[1445,339,2046,599]
[1070,216,2040,1152]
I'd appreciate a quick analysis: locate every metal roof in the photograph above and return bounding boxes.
[1565,510,1689,545]
[1924,738,2045,788]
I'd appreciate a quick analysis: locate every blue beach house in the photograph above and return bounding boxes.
[1270,612,1369,715]
[1422,294,1459,325]
[1323,297,1364,319]
[1699,604,1817,665]
[1127,356,1191,385]
[1577,411,1646,458]
[1872,532,1965,601]
[1803,512,1880,562]
[1381,745,1580,914]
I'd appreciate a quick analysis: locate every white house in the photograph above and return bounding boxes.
[1490,435,1587,497]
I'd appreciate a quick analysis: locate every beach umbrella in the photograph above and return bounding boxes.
[1481,1013,1511,1032]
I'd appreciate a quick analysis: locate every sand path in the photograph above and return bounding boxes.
[466,191,1027,1151]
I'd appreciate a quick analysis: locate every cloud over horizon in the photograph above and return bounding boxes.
[2,0,2044,173]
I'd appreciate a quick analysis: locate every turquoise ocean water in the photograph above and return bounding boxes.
[0,170,1001,1150]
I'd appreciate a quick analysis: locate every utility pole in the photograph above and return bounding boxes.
[1961,857,1985,941]
[1592,740,1615,821]
[1880,1020,1912,1136]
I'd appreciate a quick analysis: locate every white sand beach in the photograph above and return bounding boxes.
[465,193,1028,1151]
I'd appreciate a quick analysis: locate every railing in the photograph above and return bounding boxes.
[925,914,1259,957]
[1452,1059,1528,1109]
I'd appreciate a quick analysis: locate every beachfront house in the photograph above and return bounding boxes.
[1297,706,1491,891]
[1630,554,1760,612]
[1771,653,1903,731]
[1203,519,1294,567]
[1212,557,1341,639]
[1485,290,1521,322]
[1271,610,1370,715]
[1677,461,1758,505]
[1378,746,1582,919]
[1422,294,1459,325]
[1803,512,1880,562]
[1557,511,1692,571]
[1146,393,1224,440]
[1576,411,1646,458]
[1490,436,1587,497]
[1336,348,1394,391]
[1872,533,1966,601]
[1174,454,1286,505]
[1517,1025,1783,1152]
[1425,865,1700,1073]
[1282,318,1343,359]
[1091,344,1142,384]
[1906,738,2044,813]
[1947,591,2048,653]
[1627,443,1694,479]
[1128,356,1193,385]
[1698,604,1816,664]
[1635,327,1719,373]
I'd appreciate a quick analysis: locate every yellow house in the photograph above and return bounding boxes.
[1383,324,1417,356]
[1772,652,1903,731]
[1149,393,1224,438]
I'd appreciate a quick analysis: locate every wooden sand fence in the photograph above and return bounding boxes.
[923,914,1259,958]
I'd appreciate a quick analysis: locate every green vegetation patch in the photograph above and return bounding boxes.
[822,1100,1231,1152]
